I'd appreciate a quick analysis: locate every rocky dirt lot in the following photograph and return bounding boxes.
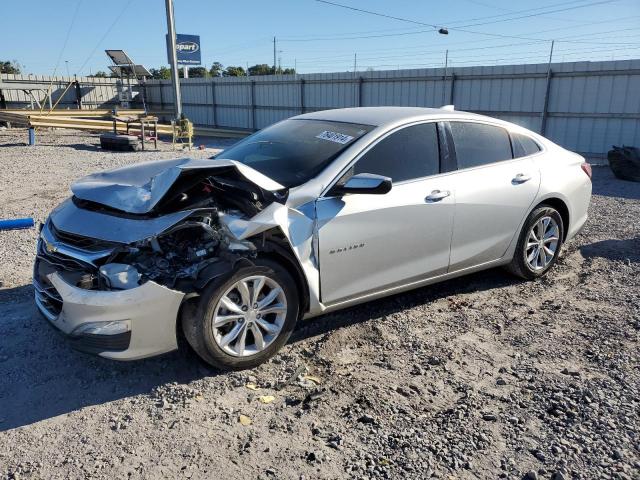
[0,129,638,480]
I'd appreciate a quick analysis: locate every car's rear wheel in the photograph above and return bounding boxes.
[507,205,564,280]
[183,259,299,370]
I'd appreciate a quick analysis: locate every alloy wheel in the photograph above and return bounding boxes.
[211,275,287,357]
[525,216,560,271]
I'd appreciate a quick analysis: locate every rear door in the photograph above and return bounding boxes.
[446,121,541,272]
[316,122,456,305]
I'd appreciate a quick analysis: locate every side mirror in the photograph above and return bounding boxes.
[331,173,392,196]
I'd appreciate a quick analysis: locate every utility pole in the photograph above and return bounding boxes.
[353,53,357,73]
[547,40,555,66]
[273,37,277,74]
[165,0,182,119]
[540,40,555,136]
[442,49,448,105]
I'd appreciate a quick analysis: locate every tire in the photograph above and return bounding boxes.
[507,205,564,280]
[609,157,640,182]
[182,258,299,370]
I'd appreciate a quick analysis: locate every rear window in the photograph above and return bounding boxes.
[216,119,373,187]
[450,122,513,169]
[511,132,541,158]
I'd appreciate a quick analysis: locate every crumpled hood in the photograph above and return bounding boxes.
[71,158,285,215]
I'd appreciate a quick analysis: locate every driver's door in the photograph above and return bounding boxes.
[316,122,456,305]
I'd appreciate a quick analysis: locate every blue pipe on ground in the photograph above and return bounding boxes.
[0,218,35,231]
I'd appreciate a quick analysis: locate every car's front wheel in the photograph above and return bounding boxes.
[507,205,564,280]
[183,259,299,370]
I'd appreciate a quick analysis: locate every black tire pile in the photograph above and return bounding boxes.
[608,145,640,182]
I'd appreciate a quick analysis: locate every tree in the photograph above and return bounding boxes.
[223,66,246,77]
[90,71,110,78]
[185,66,207,78]
[149,66,171,80]
[282,68,296,75]
[248,64,275,76]
[209,62,224,77]
[1,60,22,74]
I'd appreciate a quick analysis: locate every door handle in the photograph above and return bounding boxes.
[425,190,451,202]
[512,173,532,184]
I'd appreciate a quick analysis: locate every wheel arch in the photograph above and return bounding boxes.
[249,228,311,316]
[177,227,310,344]
[533,196,570,240]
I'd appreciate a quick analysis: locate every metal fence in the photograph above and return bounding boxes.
[0,74,130,110]
[145,59,640,160]
[3,60,639,159]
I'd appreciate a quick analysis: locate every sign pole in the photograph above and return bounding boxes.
[165,0,182,119]
[273,37,277,74]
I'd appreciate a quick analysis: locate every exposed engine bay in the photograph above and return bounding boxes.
[104,210,257,291]
[37,207,261,300]
[33,157,319,332]
[33,161,276,316]
[121,216,224,287]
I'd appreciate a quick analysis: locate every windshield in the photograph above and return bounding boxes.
[214,119,374,187]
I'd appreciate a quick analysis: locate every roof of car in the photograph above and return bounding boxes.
[293,106,483,128]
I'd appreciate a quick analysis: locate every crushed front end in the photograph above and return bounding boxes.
[33,158,288,360]
[34,217,190,359]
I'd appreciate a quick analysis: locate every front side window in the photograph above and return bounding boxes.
[216,119,373,188]
[450,122,513,169]
[511,132,541,158]
[353,122,440,182]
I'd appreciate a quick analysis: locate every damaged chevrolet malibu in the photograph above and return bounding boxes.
[34,107,592,369]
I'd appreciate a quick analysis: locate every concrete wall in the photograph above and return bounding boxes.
[146,59,640,160]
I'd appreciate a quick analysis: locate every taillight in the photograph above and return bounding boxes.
[581,162,592,180]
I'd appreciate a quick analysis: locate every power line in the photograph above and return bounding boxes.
[284,20,640,68]
[315,0,440,29]
[292,23,640,64]
[77,0,136,75]
[447,0,599,26]
[459,0,602,24]
[296,42,640,68]
[348,46,640,71]
[311,0,620,43]
[282,12,640,51]
[454,0,618,29]
[50,0,83,77]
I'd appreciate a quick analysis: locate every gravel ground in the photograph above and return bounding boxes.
[0,129,638,480]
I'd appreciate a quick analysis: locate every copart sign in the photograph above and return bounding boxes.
[167,34,202,66]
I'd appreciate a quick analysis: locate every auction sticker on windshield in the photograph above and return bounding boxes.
[316,130,355,144]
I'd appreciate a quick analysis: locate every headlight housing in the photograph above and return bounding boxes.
[99,263,141,289]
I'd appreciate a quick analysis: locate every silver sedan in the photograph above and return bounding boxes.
[34,107,592,369]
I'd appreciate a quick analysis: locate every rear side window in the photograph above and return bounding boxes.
[450,122,513,169]
[511,132,541,158]
[354,123,439,182]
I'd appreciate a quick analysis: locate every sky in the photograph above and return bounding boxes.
[2,0,640,76]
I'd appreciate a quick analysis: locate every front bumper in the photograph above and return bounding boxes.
[34,270,185,360]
